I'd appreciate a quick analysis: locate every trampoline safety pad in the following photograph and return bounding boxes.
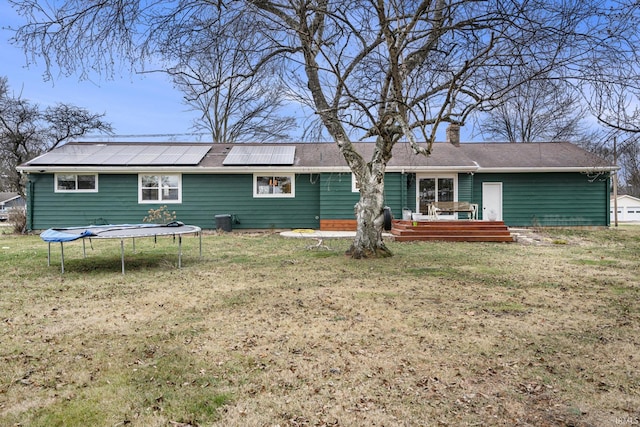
[40,222,202,274]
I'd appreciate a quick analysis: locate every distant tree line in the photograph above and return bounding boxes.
[476,72,640,198]
[0,76,112,194]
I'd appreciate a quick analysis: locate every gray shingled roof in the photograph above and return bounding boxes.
[0,192,22,203]
[460,142,610,169]
[200,141,612,171]
[19,141,615,172]
[199,142,478,169]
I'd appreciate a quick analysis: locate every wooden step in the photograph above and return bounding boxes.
[391,229,512,236]
[389,220,514,243]
[392,234,515,242]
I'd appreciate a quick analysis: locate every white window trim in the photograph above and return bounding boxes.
[416,173,458,217]
[138,174,182,204]
[54,173,99,193]
[352,173,359,193]
[253,173,295,198]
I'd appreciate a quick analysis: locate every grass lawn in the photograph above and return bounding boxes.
[0,226,639,426]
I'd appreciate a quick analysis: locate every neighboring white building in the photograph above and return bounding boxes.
[611,195,640,222]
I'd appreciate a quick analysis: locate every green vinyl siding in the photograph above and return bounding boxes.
[181,174,320,230]
[471,172,610,226]
[27,173,320,231]
[457,173,473,203]
[383,173,405,216]
[28,174,141,229]
[26,170,610,231]
[319,173,358,219]
[318,172,409,220]
[405,173,417,212]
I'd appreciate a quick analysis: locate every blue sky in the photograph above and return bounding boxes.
[0,3,203,142]
[0,2,474,144]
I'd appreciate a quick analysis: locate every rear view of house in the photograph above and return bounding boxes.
[17,137,615,232]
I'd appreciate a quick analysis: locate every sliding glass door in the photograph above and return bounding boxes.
[418,176,455,217]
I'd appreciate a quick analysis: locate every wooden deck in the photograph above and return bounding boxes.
[320,219,357,231]
[390,220,514,242]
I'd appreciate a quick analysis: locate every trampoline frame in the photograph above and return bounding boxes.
[42,224,202,274]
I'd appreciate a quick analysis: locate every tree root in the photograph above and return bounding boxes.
[345,242,393,258]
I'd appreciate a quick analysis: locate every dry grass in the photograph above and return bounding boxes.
[0,226,639,426]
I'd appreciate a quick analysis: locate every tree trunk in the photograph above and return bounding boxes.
[346,170,393,259]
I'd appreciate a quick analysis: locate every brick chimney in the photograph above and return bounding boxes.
[446,124,460,146]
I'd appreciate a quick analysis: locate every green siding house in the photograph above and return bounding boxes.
[18,138,615,232]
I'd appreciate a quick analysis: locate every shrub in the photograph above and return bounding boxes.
[8,207,26,234]
[143,205,177,224]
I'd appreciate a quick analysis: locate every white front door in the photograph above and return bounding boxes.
[482,182,503,221]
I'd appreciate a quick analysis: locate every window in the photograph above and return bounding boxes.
[55,174,98,192]
[139,174,181,203]
[254,174,294,197]
[417,175,456,215]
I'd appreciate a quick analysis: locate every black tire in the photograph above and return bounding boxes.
[383,206,392,231]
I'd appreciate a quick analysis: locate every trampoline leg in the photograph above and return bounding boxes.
[121,239,125,275]
[199,231,202,257]
[132,237,136,253]
[48,242,51,266]
[178,235,182,268]
[60,242,65,274]
[82,239,86,258]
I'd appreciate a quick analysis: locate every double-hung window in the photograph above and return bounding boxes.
[139,174,181,203]
[55,173,98,192]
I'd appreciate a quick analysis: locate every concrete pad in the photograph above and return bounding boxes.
[280,229,393,239]
[280,229,356,238]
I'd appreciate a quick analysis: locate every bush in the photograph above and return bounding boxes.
[143,205,177,224]
[8,207,26,234]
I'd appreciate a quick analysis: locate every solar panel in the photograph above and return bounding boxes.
[223,145,296,165]
[28,144,211,166]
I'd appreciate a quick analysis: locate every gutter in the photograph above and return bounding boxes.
[17,165,480,174]
[17,165,618,174]
[476,166,619,173]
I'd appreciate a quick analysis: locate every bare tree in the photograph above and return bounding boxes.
[584,61,640,197]
[582,0,640,132]
[10,0,636,257]
[619,138,640,197]
[163,13,297,142]
[0,77,112,194]
[0,77,42,193]
[43,103,113,150]
[478,77,587,142]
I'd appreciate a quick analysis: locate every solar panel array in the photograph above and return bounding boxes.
[222,145,296,165]
[28,144,211,166]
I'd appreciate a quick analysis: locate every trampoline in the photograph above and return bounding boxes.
[40,222,202,274]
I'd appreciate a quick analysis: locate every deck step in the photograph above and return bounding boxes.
[390,220,514,243]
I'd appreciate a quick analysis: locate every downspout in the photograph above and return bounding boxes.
[27,177,34,232]
[401,169,406,213]
[610,172,616,227]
